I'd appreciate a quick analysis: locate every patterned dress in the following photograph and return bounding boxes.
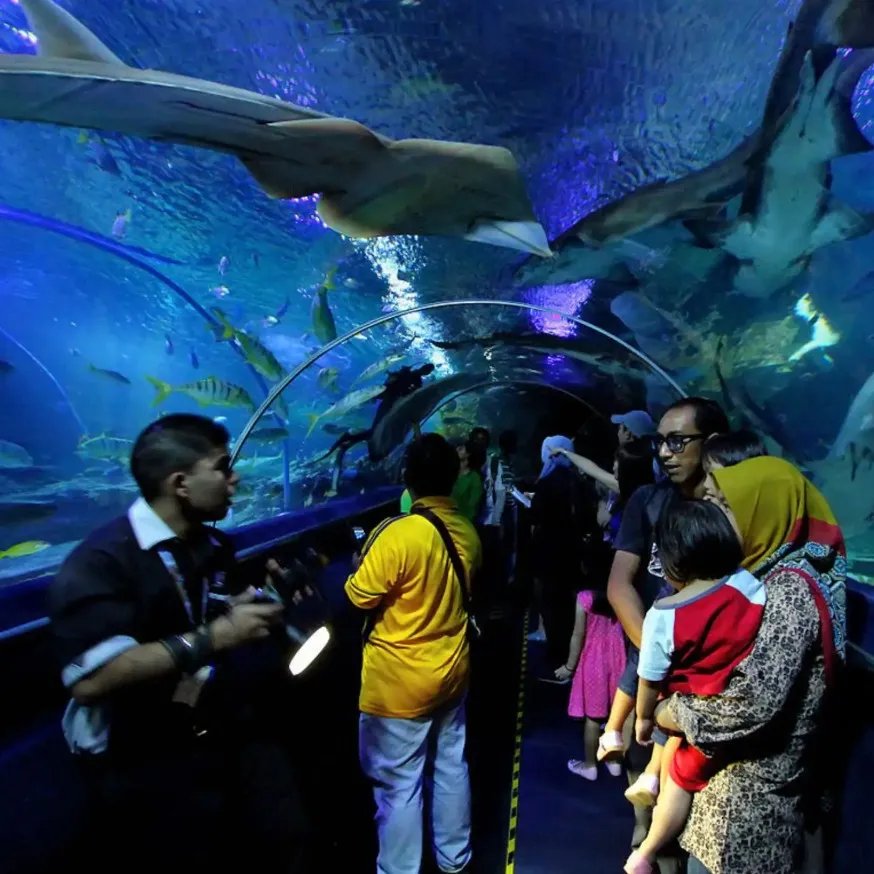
[667,568,828,874]
[567,591,626,720]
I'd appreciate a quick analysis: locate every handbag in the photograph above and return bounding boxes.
[411,507,480,641]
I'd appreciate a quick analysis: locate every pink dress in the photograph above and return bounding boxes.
[568,590,627,719]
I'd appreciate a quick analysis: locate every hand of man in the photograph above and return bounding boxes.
[209,602,283,651]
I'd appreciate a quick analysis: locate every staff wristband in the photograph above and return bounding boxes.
[160,627,214,674]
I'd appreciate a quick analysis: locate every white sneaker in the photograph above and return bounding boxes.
[605,761,622,777]
[568,759,598,781]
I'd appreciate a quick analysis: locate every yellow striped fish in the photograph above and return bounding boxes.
[146,376,255,411]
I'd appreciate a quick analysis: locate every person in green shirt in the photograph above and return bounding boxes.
[400,439,484,521]
[450,439,484,522]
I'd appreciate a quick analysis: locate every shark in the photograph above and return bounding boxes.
[1,0,550,257]
[828,368,874,459]
[512,0,874,290]
[429,332,654,380]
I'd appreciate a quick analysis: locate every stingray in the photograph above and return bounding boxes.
[1,0,550,257]
[368,372,488,461]
[511,0,874,287]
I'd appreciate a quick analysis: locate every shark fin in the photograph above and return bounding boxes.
[18,0,126,65]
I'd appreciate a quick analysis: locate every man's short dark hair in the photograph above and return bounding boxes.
[131,414,230,501]
[470,427,490,444]
[662,396,730,437]
[404,434,460,498]
[703,429,768,468]
[656,497,743,584]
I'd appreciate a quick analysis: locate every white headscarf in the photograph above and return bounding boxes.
[539,435,573,479]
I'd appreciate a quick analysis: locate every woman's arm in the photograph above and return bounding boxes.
[556,449,619,493]
[665,569,821,751]
[555,598,587,680]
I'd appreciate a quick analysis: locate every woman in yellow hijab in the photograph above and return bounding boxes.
[705,455,847,657]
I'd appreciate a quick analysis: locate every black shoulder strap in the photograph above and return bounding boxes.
[645,485,672,531]
[412,507,471,615]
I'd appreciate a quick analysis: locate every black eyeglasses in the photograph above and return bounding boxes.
[651,433,705,454]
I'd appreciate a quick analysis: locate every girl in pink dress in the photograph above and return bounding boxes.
[554,588,627,780]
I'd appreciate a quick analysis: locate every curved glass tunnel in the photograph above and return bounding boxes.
[0,0,873,590]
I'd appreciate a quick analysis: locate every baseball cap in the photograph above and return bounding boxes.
[611,410,656,437]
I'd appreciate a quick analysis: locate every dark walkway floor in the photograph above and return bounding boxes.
[512,640,632,874]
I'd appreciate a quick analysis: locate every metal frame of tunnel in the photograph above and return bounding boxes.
[231,299,688,466]
[426,379,608,423]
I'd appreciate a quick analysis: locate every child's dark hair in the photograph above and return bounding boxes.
[656,497,743,584]
[703,429,768,468]
[615,436,655,510]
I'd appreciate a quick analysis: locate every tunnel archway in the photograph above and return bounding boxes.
[231,298,687,465]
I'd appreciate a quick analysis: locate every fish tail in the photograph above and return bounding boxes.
[305,414,321,438]
[0,549,7,559]
[324,266,338,291]
[145,376,173,406]
[212,309,236,340]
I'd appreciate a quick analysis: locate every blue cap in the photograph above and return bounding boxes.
[611,410,655,437]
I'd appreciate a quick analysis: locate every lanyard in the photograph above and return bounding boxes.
[157,548,210,627]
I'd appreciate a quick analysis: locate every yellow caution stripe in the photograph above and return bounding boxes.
[505,612,529,874]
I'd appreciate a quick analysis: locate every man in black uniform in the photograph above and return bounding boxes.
[49,414,310,872]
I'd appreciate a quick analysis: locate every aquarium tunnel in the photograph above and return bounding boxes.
[0,0,873,871]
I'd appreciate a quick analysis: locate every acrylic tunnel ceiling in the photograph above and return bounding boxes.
[1,0,874,577]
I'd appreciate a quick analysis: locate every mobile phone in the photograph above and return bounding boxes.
[352,526,366,544]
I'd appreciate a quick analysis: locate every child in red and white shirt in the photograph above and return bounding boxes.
[624,497,766,874]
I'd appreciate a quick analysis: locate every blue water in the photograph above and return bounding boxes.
[0,0,873,583]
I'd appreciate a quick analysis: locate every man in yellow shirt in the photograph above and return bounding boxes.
[345,434,482,874]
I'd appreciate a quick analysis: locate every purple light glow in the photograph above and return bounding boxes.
[524,279,594,338]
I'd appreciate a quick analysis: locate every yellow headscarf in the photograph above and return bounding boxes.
[712,456,846,654]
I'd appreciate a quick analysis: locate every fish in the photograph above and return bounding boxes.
[0,540,50,560]
[189,349,199,368]
[210,285,230,298]
[5,0,548,256]
[146,375,256,411]
[317,367,340,391]
[218,255,229,275]
[352,352,406,385]
[311,268,338,345]
[247,426,290,443]
[211,308,286,381]
[111,208,131,240]
[76,434,134,463]
[0,500,57,525]
[0,439,34,469]
[77,130,121,175]
[369,372,488,461]
[305,384,385,437]
[511,0,874,289]
[0,359,13,376]
[164,335,174,355]
[88,363,131,384]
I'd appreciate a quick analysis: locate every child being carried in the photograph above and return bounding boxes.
[624,495,766,874]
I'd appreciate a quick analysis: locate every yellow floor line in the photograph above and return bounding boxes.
[505,612,529,874]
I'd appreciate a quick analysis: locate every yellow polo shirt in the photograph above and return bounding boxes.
[345,496,482,718]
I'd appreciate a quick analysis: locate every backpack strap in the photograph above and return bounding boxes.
[411,507,471,616]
